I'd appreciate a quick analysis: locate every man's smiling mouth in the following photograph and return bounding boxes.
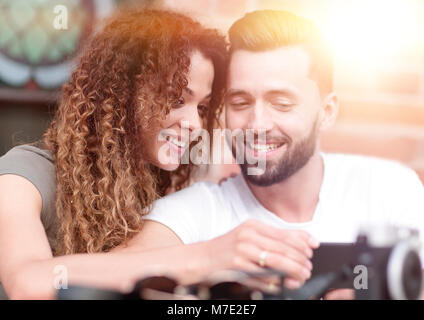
[246,141,286,154]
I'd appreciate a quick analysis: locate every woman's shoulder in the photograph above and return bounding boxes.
[0,142,55,180]
[0,141,56,195]
[0,142,54,164]
[0,143,59,255]
[0,142,57,220]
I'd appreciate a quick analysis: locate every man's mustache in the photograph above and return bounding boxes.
[232,132,291,146]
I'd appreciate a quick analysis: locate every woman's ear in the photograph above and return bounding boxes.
[319,92,339,132]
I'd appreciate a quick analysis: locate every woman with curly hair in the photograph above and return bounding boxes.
[0,8,228,299]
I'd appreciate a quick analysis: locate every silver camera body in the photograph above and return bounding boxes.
[355,225,423,300]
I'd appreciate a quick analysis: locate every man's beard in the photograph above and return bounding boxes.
[233,121,318,187]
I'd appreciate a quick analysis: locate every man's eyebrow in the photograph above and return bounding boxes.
[265,89,298,99]
[225,89,250,98]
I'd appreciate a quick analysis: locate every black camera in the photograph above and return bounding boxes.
[302,226,423,300]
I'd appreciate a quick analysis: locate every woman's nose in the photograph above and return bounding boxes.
[183,105,203,131]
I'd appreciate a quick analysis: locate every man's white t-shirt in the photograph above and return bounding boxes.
[146,153,424,248]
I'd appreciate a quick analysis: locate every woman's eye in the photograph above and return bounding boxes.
[173,98,185,108]
[198,104,209,117]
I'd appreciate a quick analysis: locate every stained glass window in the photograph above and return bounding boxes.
[0,0,115,100]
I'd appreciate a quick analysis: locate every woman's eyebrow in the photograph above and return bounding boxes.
[184,87,212,100]
[184,87,194,96]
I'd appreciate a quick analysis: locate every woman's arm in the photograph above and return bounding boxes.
[0,174,213,299]
[5,243,212,300]
[0,174,313,299]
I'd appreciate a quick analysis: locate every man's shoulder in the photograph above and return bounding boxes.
[323,152,423,197]
[152,174,244,216]
[147,178,236,243]
[323,152,416,176]
[154,180,222,208]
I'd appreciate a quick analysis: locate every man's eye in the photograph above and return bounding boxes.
[272,101,294,109]
[230,101,249,108]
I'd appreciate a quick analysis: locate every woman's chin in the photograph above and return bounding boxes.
[157,162,180,172]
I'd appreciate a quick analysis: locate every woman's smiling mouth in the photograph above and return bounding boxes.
[165,135,189,155]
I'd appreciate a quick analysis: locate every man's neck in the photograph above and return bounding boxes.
[246,151,325,223]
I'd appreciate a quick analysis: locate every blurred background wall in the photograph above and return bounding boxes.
[0,0,117,154]
[1,0,423,182]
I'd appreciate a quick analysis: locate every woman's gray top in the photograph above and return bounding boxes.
[0,144,59,299]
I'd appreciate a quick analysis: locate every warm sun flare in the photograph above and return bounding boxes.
[322,0,423,67]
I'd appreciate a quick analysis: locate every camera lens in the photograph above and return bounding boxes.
[401,251,422,300]
[387,242,422,300]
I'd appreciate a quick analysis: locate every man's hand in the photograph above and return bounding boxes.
[206,219,319,289]
[324,289,355,300]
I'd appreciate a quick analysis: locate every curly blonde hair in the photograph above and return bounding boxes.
[43,8,228,255]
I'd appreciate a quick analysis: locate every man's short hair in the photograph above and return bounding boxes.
[228,10,333,95]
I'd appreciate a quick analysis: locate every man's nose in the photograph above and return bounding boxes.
[247,101,273,132]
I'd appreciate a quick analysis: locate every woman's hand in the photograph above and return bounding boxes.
[205,219,319,289]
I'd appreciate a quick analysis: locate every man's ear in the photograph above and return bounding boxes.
[319,92,339,131]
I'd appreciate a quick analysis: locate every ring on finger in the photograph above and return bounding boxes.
[258,250,268,268]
